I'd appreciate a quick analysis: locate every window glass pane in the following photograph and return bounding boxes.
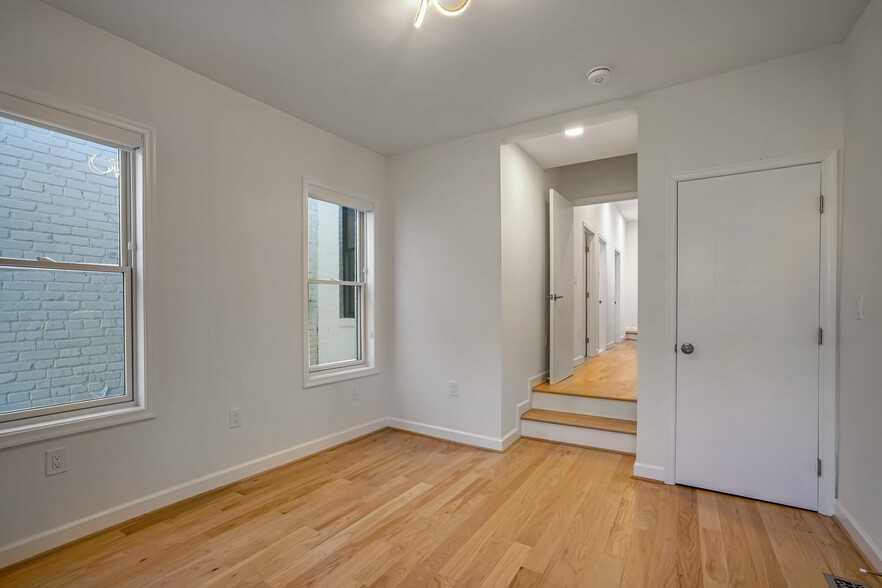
[0,116,121,265]
[308,283,361,367]
[0,267,126,415]
[307,197,357,281]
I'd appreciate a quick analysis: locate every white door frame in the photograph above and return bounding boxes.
[597,236,608,352]
[614,249,622,345]
[583,226,597,358]
[663,150,838,515]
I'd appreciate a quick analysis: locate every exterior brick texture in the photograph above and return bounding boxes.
[0,117,125,414]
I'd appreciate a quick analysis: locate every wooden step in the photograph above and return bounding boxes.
[521,409,636,435]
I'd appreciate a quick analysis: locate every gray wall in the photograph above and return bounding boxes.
[558,154,637,201]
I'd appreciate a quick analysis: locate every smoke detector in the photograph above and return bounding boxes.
[586,66,611,86]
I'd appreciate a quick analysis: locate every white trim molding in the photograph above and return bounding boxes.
[387,418,510,452]
[633,462,665,482]
[663,150,840,513]
[0,418,389,568]
[835,500,882,570]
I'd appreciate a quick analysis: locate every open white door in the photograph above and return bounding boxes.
[676,164,821,510]
[549,189,574,385]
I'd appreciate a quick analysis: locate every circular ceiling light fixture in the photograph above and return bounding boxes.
[564,127,585,137]
[586,66,611,86]
[415,0,471,28]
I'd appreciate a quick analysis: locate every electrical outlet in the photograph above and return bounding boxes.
[229,408,242,429]
[351,384,358,401]
[449,380,459,397]
[46,447,67,476]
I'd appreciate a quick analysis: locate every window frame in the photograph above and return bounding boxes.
[0,82,153,449]
[302,178,377,388]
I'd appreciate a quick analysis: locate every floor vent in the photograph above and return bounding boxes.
[824,573,869,588]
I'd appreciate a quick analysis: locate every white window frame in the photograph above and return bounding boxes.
[0,82,154,449]
[302,177,377,388]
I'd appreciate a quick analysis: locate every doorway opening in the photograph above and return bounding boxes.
[510,108,639,453]
[515,111,639,403]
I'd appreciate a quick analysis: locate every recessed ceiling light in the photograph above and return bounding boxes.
[586,66,611,85]
[565,127,585,137]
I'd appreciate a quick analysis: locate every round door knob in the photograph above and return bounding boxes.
[680,343,695,355]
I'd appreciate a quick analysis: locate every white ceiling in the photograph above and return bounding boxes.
[39,0,868,156]
[516,111,637,169]
[615,199,638,222]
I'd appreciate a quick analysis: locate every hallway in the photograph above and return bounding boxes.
[533,341,637,402]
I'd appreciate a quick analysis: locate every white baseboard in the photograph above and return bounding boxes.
[573,356,584,368]
[835,500,882,570]
[517,397,532,417]
[0,418,389,569]
[528,372,548,388]
[500,427,520,451]
[387,418,508,452]
[633,462,666,482]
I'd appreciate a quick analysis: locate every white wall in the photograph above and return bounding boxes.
[500,144,547,434]
[623,220,638,333]
[635,45,844,481]
[838,0,882,566]
[559,154,638,202]
[0,0,392,561]
[570,202,627,359]
[388,132,504,441]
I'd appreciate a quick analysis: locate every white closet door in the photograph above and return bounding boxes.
[676,164,821,510]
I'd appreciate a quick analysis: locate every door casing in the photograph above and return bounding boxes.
[660,151,838,515]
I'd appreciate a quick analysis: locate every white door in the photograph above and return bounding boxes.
[549,189,574,384]
[676,164,821,510]
[597,238,607,352]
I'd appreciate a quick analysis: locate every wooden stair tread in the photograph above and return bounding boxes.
[521,409,636,435]
[532,386,637,402]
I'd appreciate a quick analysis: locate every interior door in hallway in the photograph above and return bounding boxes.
[549,189,574,384]
[676,164,821,511]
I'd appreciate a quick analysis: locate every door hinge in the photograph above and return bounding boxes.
[586,292,590,299]
[820,195,824,214]
[586,337,590,344]
[818,459,822,477]
[818,327,823,345]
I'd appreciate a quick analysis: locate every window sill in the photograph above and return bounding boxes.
[0,403,155,450]
[304,365,378,388]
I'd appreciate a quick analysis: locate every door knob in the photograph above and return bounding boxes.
[547,294,564,301]
[680,343,695,355]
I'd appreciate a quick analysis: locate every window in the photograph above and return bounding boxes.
[0,87,150,447]
[304,179,375,386]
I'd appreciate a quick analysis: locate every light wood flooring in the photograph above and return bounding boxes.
[533,340,637,402]
[2,429,877,588]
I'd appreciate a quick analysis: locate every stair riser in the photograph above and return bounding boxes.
[521,420,636,454]
[532,392,637,421]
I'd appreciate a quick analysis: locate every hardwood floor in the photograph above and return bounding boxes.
[533,340,637,402]
[2,429,877,588]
